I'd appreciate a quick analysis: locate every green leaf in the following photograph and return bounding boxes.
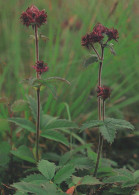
[8,118,35,133]
[41,114,57,129]
[81,175,102,185]
[80,120,103,132]
[0,119,10,132]
[46,83,57,99]
[0,142,10,167]
[23,174,46,182]
[12,182,57,195]
[54,164,75,184]
[27,96,43,122]
[44,77,70,85]
[103,176,130,183]
[83,55,98,67]
[72,175,102,186]
[11,145,35,163]
[122,180,138,188]
[38,160,56,180]
[134,170,139,180]
[44,119,78,131]
[41,130,69,147]
[99,118,134,143]
[68,156,94,170]
[11,100,28,112]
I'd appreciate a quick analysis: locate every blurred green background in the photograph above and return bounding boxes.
[0,0,139,127]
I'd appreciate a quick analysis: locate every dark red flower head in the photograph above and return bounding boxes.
[106,28,119,41]
[97,86,111,100]
[20,5,47,27]
[33,61,48,74]
[81,34,91,48]
[93,23,107,34]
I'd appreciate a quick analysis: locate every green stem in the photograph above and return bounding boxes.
[34,24,40,162]
[93,45,104,177]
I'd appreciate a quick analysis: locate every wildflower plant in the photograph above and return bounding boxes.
[81,23,134,177]
[9,5,70,162]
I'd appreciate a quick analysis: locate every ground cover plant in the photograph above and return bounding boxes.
[0,0,139,194]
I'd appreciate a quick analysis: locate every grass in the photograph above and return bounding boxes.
[0,0,138,127]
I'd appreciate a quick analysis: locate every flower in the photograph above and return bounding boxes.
[33,61,48,74]
[20,5,47,27]
[106,28,119,41]
[81,34,91,48]
[93,23,107,34]
[97,86,111,100]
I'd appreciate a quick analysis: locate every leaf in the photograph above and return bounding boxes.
[80,120,103,132]
[81,175,102,185]
[99,118,134,143]
[46,83,57,99]
[54,164,75,184]
[134,170,139,180]
[68,156,94,170]
[27,95,43,122]
[0,142,10,167]
[11,100,28,112]
[72,175,101,186]
[41,130,69,147]
[0,119,10,132]
[38,160,56,180]
[12,182,56,195]
[45,77,70,85]
[8,118,35,133]
[11,145,35,163]
[122,180,138,188]
[23,174,46,182]
[41,114,57,129]
[44,119,78,131]
[83,55,98,67]
[103,176,130,183]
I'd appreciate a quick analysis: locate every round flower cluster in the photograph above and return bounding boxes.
[97,86,111,101]
[81,23,119,48]
[20,5,47,27]
[33,61,48,74]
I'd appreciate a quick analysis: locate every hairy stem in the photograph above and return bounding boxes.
[93,45,104,177]
[34,25,40,162]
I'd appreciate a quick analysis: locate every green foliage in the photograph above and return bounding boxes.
[83,55,98,67]
[0,118,10,132]
[38,160,56,180]
[8,117,36,133]
[11,100,28,113]
[99,118,134,143]
[41,129,69,146]
[54,164,75,184]
[80,120,103,132]
[0,142,10,167]
[11,145,35,163]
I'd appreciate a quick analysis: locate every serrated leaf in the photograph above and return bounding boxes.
[99,118,134,143]
[83,55,98,67]
[103,176,129,183]
[23,174,46,182]
[11,100,28,112]
[11,145,35,163]
[12,182,57,195]
[41,130,69,147]
[81,175,102,185]
[8,117,35,133]
[134,170,139,180]
[45,77,70,85]
[72,175,101,186]
[44,119,78,131]
[122,180,138,188]
[80,120,103,132]
[54,164,75,184]
[38,160,56,180]
[68,156,94,170]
